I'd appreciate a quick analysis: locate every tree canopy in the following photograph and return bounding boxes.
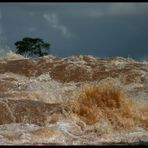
[15,37,50,57]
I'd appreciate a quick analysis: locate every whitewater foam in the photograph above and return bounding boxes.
[0,51,147,145]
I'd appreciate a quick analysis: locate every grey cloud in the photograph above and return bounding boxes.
[0,8,10,57]
[0,3,148,60]
[105,3,148,16]
[27,27,37,32]
[0,10,2,20]
[72,3,148,18]
[43,13,73,38]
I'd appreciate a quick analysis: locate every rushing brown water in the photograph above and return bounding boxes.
[0,51,147,145]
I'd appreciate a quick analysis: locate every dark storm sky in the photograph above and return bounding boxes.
[0,3,148,60]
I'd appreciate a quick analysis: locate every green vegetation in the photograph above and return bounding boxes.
[15,37,50,57]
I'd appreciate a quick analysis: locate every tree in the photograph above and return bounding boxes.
[15,37,50,57]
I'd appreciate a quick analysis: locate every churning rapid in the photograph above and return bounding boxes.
[0,50,147,145]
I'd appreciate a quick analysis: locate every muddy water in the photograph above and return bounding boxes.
[0,53,147,145]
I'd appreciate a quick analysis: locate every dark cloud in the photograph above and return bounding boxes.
[0,3,148,60]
